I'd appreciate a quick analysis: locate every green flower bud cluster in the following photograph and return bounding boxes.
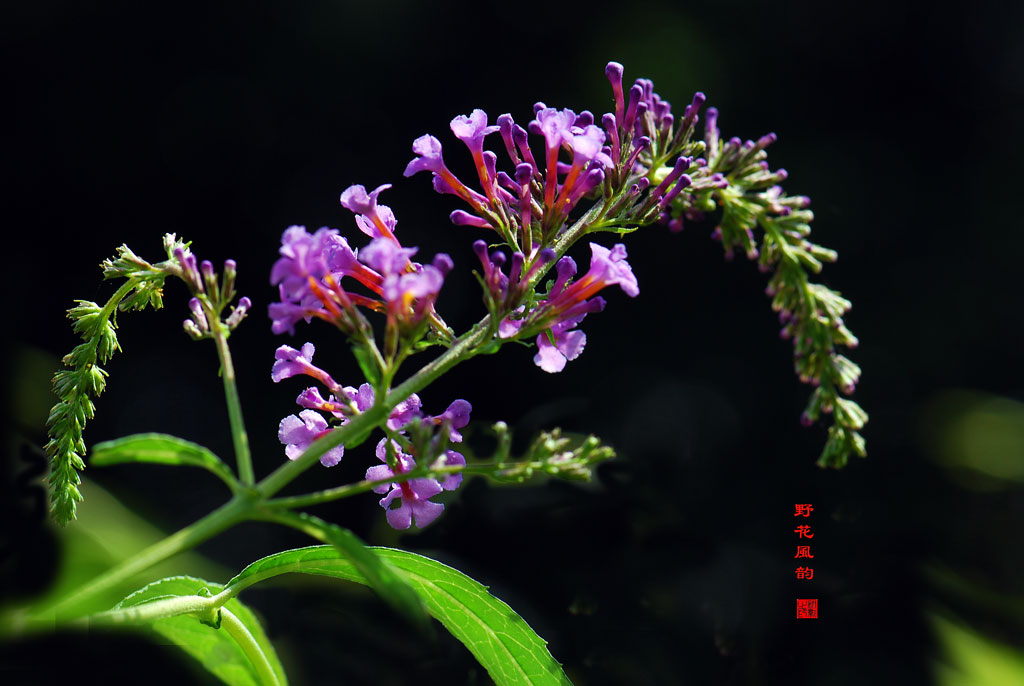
[46,244,173,525]
[490,425,616,483]
[661,112,867,468]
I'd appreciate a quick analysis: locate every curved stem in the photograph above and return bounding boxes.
[89,594,217,626]
[219,606,282,686]
[37,495,253,620]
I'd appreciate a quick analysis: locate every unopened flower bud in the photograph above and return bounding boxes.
[188,297,209,331]
[222,259,237,301]
[225,296,252,329]
[183,319,204,340]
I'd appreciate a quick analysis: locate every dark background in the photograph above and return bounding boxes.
[4,1,1023,684]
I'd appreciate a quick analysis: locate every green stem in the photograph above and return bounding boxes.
[38,495,253,620]
[263,463,497,510]
[219,606,282,686]
[88,594,218,626]
[100,279,143,324]
[208,313,255,487]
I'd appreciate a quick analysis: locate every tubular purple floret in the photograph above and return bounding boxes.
[757,132,778,150]
[655,100,671,123]
[563,168,605,216]
[576,111,594,128]
[624,136,651,171]
[659,173,692,208]
[523,248,556,283]
[601,112,621,164]
[450,210,491,228]
[661,112,674,134]
[606,61,625,128]
[705,106,721,158]
[683,92,706,129]
[624,83,643,132]
[432,254,454,276]
[225,296,252,329]
[649,156,692,204]
[188,297,209,331]
[200,259,219,296]
[506,252,526,296]
[515,162,534,240]
[514,162,534,186]
[634,101,649,138]
[496,171,521,194]
[512,125,539,172]
[497,113,520,163]
[482,150,499,187]
[551,256,577,296]
[472,240,491,271]
[174,247,204,293]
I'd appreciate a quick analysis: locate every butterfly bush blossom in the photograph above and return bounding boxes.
[36,62,869,686]
[261,60,866,532]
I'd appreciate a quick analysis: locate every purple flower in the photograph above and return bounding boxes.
[296,386,345,418]
[359,237,450,328]
[530,108,576,208]
[359,237,417,276]
[268,226,378,335]
[278,409,345,467]
[339,183,388,217]
[271,342,343,394]
[548,243,638,316]
[404,134,489,211]
[268,290,322,335]
[341,382,376,414]
[498,245,636,373]
[270,226,336,300]
[450,110,501,201]
[426,399,472,442]
[533,312,594,373]
[387,393,423,431]
[450,109,501,155]
[365,439,464,529]
[339,183,399,243]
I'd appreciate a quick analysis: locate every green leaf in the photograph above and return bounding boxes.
[265,511,432,636]
[117,575,287,686]
[226,545,572,686]
[91,433,239,492]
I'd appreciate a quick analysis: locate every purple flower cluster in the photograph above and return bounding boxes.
[271,341,471,528]
[404,105,613,251]
[500,242,639,373]
[403,62,711,249]
[366,439,465,530]
[365,396,472,529]
[268,184,452,337]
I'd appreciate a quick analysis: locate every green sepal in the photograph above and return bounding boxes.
[91,433,240,493]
